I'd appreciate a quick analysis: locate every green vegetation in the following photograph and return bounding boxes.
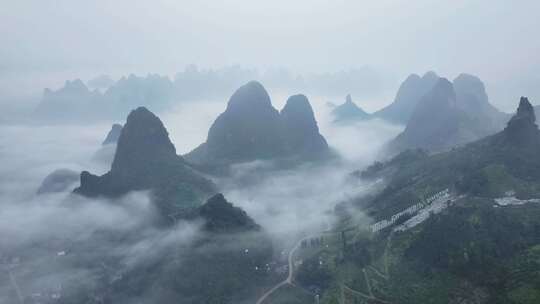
[290,99,540,303]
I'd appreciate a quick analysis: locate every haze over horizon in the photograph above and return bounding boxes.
[3,2,540,303]
[1,0,540,112]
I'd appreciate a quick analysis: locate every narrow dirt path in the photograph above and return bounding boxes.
[255,233,320,304]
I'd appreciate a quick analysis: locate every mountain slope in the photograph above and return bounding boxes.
[369,96,540,216]
[296,97,540,304]
[280,94,329,159]
[453,73,509,131]
[374,71,439,124]
[387,77,507,154]
[74,107,216,218]
[53,194,276,304]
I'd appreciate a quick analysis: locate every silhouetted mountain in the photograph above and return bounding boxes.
[342,97,540,303]
[74,107,216,218]
[374,71,439,124]
[199,193,259,233]
[33,66,395,124]
[186,81,282,165]
[103,74,174,114]
[453,73,509,130]
[281,94,329,158]
[37,169,79,194]
[58,193,274,304]
[364,96,540,215]
[35,79,102,121]
[388,78,467,152]
[34,75,175,122]
[102,123,123,145]
[500,97,539,147]
[387,76,507,154]
[331,94,370,122]
[186,81,329,167]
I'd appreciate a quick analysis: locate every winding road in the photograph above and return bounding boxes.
[255,230,327,304]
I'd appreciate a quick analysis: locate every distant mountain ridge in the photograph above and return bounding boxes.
[33,66,395,123]
[364,96,540,216]
[373,71,439,124]
[387,74,508,154]
[331,94,370,122]
[35,75,174,122]
[340,97,540,303]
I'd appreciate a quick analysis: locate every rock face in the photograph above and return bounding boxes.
[37,169,79,194]
[388,76,508,154]
[374,71,439,124]
[331,94,370,122]
[187,81,282,165]
[199,193,259,233]
[102,124,123,145]
[185,81,329,166]
[280,94,329,158]
[388,78,463,152]
[350,97,540,304]
[74,107,216,216]
[502,97,539,146]
[453,73,509,130]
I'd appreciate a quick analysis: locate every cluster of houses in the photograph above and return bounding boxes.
[301,236,325,249]
[369,189,450,233]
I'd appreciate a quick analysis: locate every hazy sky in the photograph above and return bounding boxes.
[1,0,540,110]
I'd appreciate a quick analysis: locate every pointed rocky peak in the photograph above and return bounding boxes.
[226,81,273,112]
[396,72,440,102]
[346,94,353,104]
[403,78,456,119]
[332,94,370,122]
[422,71,439,83]
[388,78,460,152]
[189,81,282,164]
[374,72,441,125]
[281,94,316,123]
[111,107,178,172]
[102,123,123,145]
[504,97,538,141]
[393,73,423,101]
[404,77,457,129]
[514,97,535,122]
[74,106,216,216]
[199,194,259,233]
[453,73,489,107]
[281,94,328,156]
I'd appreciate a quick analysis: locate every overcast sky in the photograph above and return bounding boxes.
[1,0,540,111]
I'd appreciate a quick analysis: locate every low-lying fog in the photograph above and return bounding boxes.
[0,92,401,302]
